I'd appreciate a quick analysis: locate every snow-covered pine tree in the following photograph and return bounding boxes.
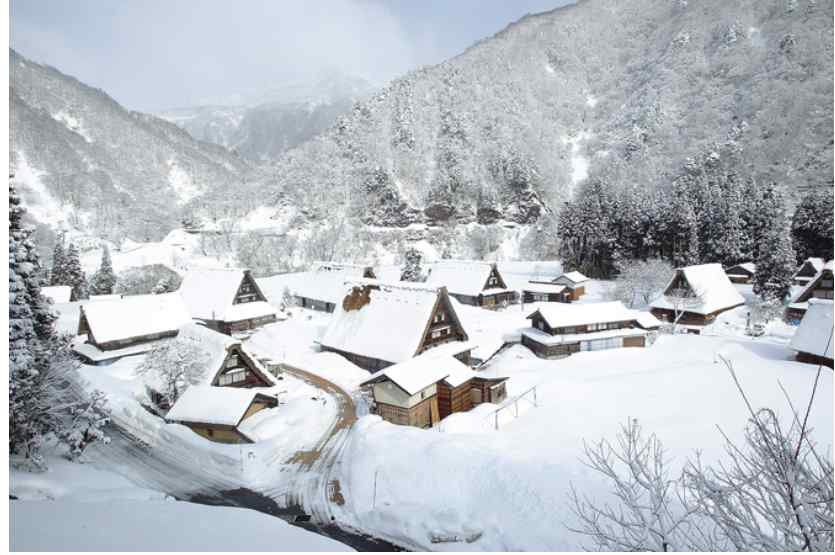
[90,245,116,295]
[49,231,66,286]
[9,179,109,466]
[64,243,88,300]
[150,277,171,294]
[753,184,796,302]
[791,190,834,263]
[400,247,424,282]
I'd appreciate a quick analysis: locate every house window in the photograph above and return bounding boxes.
[226,355,240,369]
[537,320,546,331]
[219,369,248,386]
[434,312,445,323]
[207,429,214,437]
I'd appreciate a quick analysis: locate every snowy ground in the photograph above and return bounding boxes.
[332,334,832,551]
[10,458,351,551]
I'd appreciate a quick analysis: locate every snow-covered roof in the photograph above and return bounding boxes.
[790,300,834,360]
[321,283,463,364]
[425,260,505,297]
[177,268,275,322]
[166,386,276,427]
[635,311,663,330]
[80,293,191,344]
[725,262,756,276]
[89,294,123,301]
[554,271,589,285]
[529,301,638,329]
[361,350,466,395]
[522,282,567,295]
[522,327,648,345]
[650,264,745,315]
[792,261,833,303]
[179,323,275,386]
[280,271,358,305]
[312,261,375,278]
[72,338,162,363]
[41,285,72,304]
[794,257,825,278]
[222,301,276,322]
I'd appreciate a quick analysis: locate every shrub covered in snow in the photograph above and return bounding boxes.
[115,264,182,296]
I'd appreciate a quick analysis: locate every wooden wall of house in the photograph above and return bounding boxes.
[649,308,710,327]
[296,296,336,313]
[523,291,569,303]
[623,336,646,348]
[375,397,439,428]
[181,423,252,444]
[321,346,392,372]
[568,285,585,300]
[97,329,178,351]
[522,334,580,359]
[437,381,474,419]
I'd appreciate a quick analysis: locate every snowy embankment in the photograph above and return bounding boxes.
[10,458,351,551]
[333,334,832,551]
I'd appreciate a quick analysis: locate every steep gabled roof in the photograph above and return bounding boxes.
[528,301,637,329]
[792,261,833,303]
[650,263,745,316]
[321,282,468,365]
[178,268,275,322]
[166,386,277,427]
[554,271,589,285]
[425,260,508,296]
[360,352,461,395]
[794,257,825,279]
[725,262,756,276]
[790,300,834,360]
[79,293,191,344]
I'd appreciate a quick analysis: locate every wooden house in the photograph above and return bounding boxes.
[649,264,745,330]
[178,269,277,335]
[793,258,825,286]
[551,271,589,301]
[785,261,833,322]
[522,301,650,359]
[320,282,470,372]
[41,285,72,304]
[142,323,276,411]
[285,262,377,313]
[522,281,570,304]
[72,293,192,364]
[360,350,508,428]
[165,386,278,444]
[425,260,518,308]
[724,262,756,284]
[789,299,834,368]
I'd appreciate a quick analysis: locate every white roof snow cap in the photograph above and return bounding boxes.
[361,350,471,395]
[530,301,638,328]
[321,283,454,364]
[790,300,834,359]
[791,260,834,303]
[81,293,191,344]
[166,386,275,427]
[41,285,72,304]
[425,260,501,297]
[312,261,374,277]
[523,282,567,295]
[634,311,663,329]
[726,262,756,275]
[178,268,274,322]
[795,257,826,276]
[650,263,745,315]
[556,271,589,285]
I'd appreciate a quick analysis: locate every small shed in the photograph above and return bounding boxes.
[178,268,277,334]
[165,386,278,444]
[551,271,589,300]
[522,281,570,304]
[436,363,508,420]
[789,300,833,368]
[725,262,756,284]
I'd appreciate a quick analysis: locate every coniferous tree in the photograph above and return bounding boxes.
[753,185,796,301]
[9,179,108,466]
[64,243,88,301]
[791,190,834,263]
[49,232,66,286]
[400,247,424,282]
[90,245,116,295]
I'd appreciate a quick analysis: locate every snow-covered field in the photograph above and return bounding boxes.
[10,458,351,551]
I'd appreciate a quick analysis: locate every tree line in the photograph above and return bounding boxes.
[557,144,832,302]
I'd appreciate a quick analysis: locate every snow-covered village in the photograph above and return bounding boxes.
[7,0,835,552]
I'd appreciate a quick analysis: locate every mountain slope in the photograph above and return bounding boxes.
[10,49,249,242]
[157,73,375,162]
[245,0,832,229]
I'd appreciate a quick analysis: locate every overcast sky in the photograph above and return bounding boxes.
[11,0,573,112]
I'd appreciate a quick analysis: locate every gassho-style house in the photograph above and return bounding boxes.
[789,299,834,369]
[178,268,278,335]
[650,263,745,331]
[425,260,518,308]
[319,281,471,372]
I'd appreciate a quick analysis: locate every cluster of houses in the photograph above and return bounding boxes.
[62,256,834,441]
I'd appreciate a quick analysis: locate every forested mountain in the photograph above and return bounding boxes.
[238,0,831,231]
[157,72,375,162]
[9,49,249,242]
